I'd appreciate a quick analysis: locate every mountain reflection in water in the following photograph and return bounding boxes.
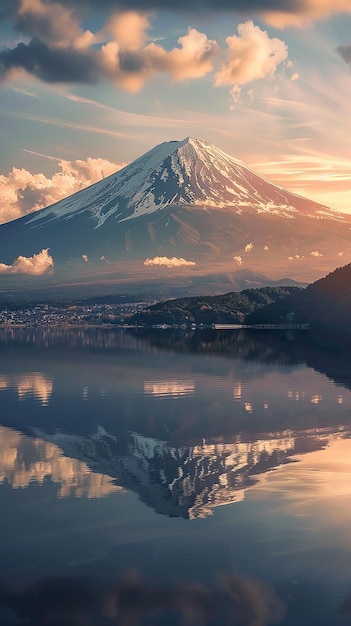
[1,328,351,625]
[5,424,350,519]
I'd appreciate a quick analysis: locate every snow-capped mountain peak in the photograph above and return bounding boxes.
[26,136,337,230]
[1,136,350,278]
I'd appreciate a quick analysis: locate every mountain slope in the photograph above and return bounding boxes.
[246,262,351,329]
[0,137,350,291]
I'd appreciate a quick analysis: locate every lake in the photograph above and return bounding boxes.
[1,327,351,625]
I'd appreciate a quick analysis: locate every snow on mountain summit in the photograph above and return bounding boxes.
[1,136,351,280]
[26,137,338,230]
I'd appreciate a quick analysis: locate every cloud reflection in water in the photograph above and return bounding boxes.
[0,373,53,406]
[0,426,122,499]
[0,570,286,626]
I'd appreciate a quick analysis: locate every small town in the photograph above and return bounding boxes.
[0,301,152,327]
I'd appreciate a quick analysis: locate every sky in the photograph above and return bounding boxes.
[0,0,351,226]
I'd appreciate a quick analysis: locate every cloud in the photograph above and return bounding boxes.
[310,250,323,257]
[144,256,196,267]
[0,9,286,92]
[215,21,288,87]
[13,0,95,49]
[9,0,351,27]
[337,44,351,69]
[233,255,243,265]
[245,242,253,252]
[288,254,304,260]
[261,0,351,27]
[101,26,219,92]
[0,38,101,84]
[106,11,150,51]
[0,249,53,275]
[0,570,285,626]
[0,157,126,224]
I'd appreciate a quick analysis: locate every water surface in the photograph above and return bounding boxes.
[1,327,351,625]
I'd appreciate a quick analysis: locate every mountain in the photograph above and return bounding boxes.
[1,137,351,296]
[27,425,342,519]
[246,262,351,329]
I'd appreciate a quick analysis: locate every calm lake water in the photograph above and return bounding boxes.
[1,327,351,625]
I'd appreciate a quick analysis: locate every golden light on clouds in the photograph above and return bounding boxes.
[0,426,122,499]
[144,256,196,268]
[0,372,53,404]
[0,249,54,276]
[144,380,195,397]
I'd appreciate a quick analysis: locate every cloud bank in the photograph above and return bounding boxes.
[0,249,54,275]
[3,0,351,27]
[144,256,196,268]
[0,157,125,224]
[0,3,294,93]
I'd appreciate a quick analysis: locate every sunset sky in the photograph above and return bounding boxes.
[1,0,351,224]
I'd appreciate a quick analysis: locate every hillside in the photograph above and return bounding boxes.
[246,263,351,329]
[131,286,302,326]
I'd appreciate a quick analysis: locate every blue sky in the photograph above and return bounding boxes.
[0,0,351,223]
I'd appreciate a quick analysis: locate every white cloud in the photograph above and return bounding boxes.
[0,249,53,275]
[0,157,126,225]
[215,21,288,87]
[245,242,253,252]
[233,255,243,265]
[310,250,323,257]
[144,256,196,268]
[288,254,304,261]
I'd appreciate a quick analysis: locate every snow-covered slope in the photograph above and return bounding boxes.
[31,425,346,519]
[1,137,351,278]
[26,137,338,228]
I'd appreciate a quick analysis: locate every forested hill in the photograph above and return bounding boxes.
[130,286,302,326]
[247,263,351,329]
